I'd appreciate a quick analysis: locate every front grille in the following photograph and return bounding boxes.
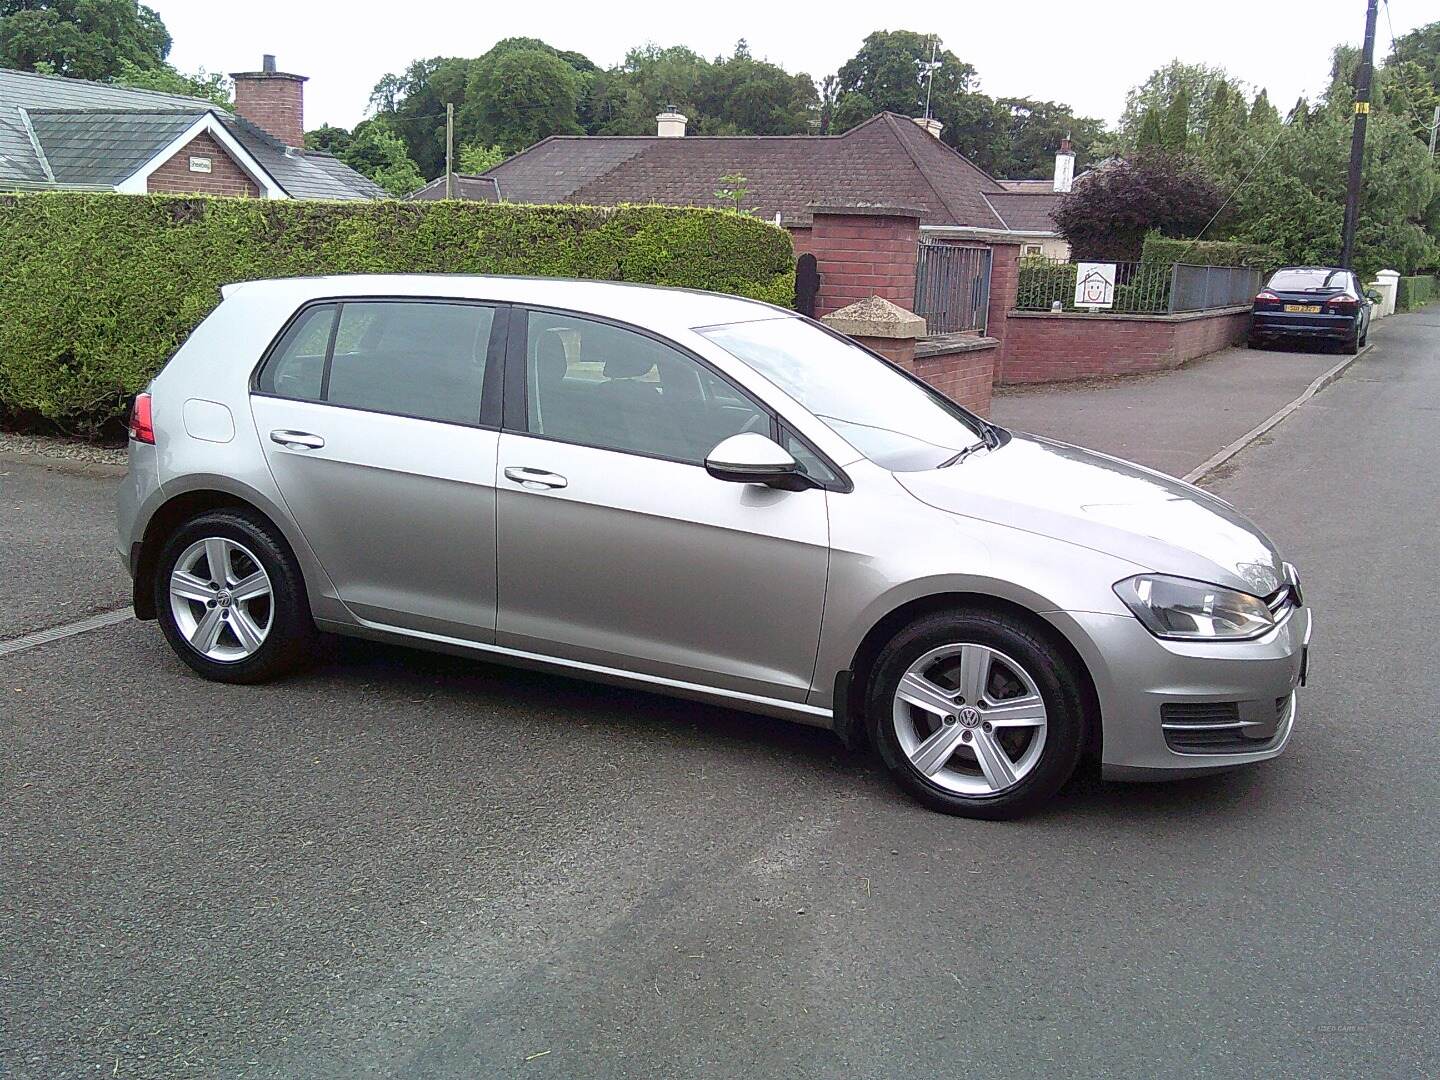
[1162,696,1291,755]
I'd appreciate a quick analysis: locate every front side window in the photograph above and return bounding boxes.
[701,316,985,471]
[257,301,495,426]
[524,310,768,464]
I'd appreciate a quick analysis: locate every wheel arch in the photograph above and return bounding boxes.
[132,482,317,621]
[836,591,1102,765]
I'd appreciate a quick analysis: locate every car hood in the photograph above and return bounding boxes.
[894,433,1287,596]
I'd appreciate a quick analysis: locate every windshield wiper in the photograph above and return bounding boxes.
[937,440,987,468]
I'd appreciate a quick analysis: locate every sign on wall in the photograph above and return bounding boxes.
[1074,262,1117,309]
[188,156,213,174]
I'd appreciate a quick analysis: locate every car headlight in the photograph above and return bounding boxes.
[1114,574,1276,641]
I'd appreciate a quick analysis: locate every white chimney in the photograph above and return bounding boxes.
[656,108,688,137]
[911,116,944,139]
[1053,136,1075,193]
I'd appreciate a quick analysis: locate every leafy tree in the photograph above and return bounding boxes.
[1119,60,1245,149]
[368,56,476,179]
[1135,108,1164,151]
[0,0,169,79]
[340,121,424,196]
[466,46,584,153]
[1388,20,1440,98]
[833,29,976,118]
[1053,153,1224,260]
[1161,87,1190,151]
[110,57,229,107]
[459,142,505,173]
[990,97,1106,179]
[1249,89,1278,127]
[304,120,424,196]
[304,124,353,156]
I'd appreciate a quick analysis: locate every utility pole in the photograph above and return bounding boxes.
[445,102,455,200]
[1429,104,1440,158]
[1339,0,1379,269]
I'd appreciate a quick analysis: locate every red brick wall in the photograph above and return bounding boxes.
[915,347,995,416]
[809,211,920,316]
[233,72,305,148]
[986,242,1021,343]
[851,334,995,417]
[996,307,1251,384]
[789,226,813,257]
[146,131,260,197]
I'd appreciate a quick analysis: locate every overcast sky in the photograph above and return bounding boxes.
[156,0,1429,132]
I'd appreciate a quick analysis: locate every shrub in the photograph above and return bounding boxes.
[1395,274,1436,311]
[0,193,796,434]
[1140,232,1279,270]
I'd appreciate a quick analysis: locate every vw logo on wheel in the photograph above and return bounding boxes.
[958,705,982,728]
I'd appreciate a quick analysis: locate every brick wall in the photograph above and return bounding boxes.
[233,72,305,148]
[914,346,995,416]
[808,208,920,316]
[997,307,1252,384]
[146,131,260,197]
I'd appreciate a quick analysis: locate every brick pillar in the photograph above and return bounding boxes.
[820,295,925,371]
[808,204,922,318]
[985,241,1022,383]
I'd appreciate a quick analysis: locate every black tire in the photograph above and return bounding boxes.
[154,508,319,684]
[1345,331,1361,355]
[865,608,1088,820]
[1247,334,1262,350]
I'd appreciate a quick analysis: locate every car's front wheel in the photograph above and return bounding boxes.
[866,609,1088,819]
[154,508,319,683]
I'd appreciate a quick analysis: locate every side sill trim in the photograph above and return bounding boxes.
[317,616,836,728]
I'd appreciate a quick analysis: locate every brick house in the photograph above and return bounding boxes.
[0,57,383,200]
[411,110,1067,253]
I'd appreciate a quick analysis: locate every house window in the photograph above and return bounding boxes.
[1022,243,1044,256]
[189,156,213,174]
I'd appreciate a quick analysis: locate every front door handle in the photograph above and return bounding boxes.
[270,429,325,451]
[504,466,568,490]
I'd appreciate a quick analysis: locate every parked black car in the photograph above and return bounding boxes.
[1250,267,1371,354]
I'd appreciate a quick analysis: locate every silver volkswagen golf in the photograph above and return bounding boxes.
[117,276,1310,819]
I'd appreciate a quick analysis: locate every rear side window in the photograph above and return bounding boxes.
[256,300,496,426]
[256,304,333,400]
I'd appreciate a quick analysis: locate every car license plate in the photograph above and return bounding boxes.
[1283,304,1321,313]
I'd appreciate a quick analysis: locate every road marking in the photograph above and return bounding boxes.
[0,608,133,659]
[1184,342,1371,485]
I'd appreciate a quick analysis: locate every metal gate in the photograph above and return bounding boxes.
[914,241,992,334]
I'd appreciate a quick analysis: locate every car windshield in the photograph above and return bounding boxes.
[1268,269,1349,292]
[699,316,986,471]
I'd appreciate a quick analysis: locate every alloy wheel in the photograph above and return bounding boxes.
[891,643,1048,796]
[168,537,274,662]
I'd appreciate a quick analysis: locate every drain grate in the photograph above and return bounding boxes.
[0,608,132,658]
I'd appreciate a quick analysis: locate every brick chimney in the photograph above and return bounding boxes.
[230,54,307,148]
[911,116,944,139]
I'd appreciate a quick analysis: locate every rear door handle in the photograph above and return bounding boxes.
[270,429,325,450]
[504,466,568,490]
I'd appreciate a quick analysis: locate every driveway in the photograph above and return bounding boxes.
[3,313,1437,1079]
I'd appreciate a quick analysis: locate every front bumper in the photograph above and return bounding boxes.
[1047,605,1311,780]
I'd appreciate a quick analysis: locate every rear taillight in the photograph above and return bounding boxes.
[1327,293,1359,310]
[1254,291,1279,303]
[128,392,155,444]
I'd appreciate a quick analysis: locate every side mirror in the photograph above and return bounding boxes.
[705,432,811,491]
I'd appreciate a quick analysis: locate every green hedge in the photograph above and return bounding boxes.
[1141,232,1279,270]
[0,193,796,434]
[1395,274,1436,311]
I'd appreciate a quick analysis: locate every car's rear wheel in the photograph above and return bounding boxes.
[866,609,1088,820]
[154,509,318,684]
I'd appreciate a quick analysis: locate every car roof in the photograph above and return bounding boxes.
[221,274,793,334]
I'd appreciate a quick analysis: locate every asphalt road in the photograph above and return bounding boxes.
[3,313,1438,1078]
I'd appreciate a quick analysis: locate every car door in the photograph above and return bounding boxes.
[493,307,831,703]
[250,298,506,641]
